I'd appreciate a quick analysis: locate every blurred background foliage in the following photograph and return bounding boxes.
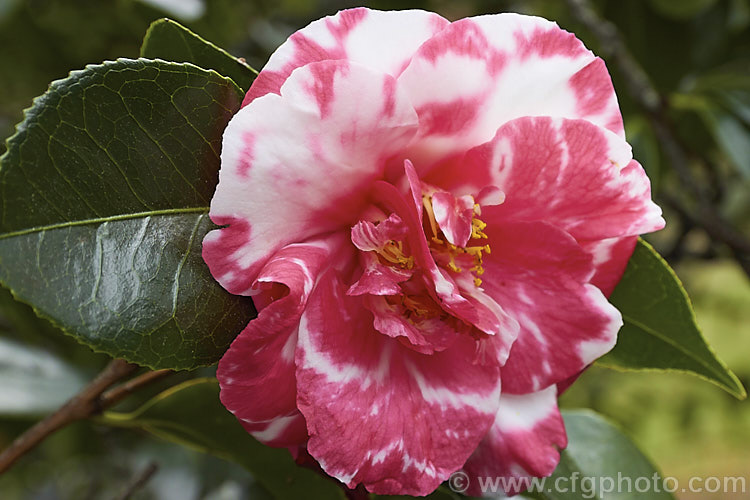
[0,0,748,499]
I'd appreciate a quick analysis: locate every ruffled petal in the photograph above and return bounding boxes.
[203,60,418,294]
[217,234,348,447]
[581,235,638,297]
[455,116,664,243]
[347,253,413,296]
[246,8,450,104]
[296,272,502,495]
[398,13,624,166]
[463,386,567,496]
[481,221,622,393]
[351,214,409,252]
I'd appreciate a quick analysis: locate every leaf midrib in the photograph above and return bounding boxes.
[0,206,209,240]
[622,313,732,383]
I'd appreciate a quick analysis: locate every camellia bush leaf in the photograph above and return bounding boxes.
[522,410,675,500]
[141,18,257,92]
[102,378,346,500]
[600,239,745,398]
[0,58,255,370]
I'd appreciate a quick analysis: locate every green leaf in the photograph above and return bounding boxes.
[600,239,745,398]
[141,18,257,92]
[0,337,86,415]
[705,109,750,178]
[675,65,750,179]
[523,410,675,499]
[0,58,255,370]
[102,378,346,500]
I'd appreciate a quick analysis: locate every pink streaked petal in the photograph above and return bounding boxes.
[453,274,519,364]
[431,191,475,247]
[365,295,460,354]
[241,413,309,449]
[398,13,623,167]
[403,159,424,221]
[466,116,664,242]
[202,215,254,296]
[245,8,450,105]
[296,273,502,495]
[481,221,622,393]
[580,235,638,297]
[350,213,408,252]
[476,185,505,207]
[464,386,567,496]
[217,235,347,447]
[205,60,418,293]
[347,252,412,296]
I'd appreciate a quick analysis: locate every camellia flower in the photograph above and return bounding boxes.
[203,7,664,496]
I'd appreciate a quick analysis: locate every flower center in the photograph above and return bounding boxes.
[386,293,445,320]
[422,195,491,287]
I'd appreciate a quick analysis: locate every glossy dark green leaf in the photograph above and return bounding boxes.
[102,378,346,500]
[0,58,255,369]
[600,239,745,398]
[522,410,675,499]
[141,18,257,92]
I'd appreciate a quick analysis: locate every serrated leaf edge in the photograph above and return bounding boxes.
[602,238,746,399]
[141,18,260,76]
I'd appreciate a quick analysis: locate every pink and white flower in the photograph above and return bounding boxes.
[203,8,664,496]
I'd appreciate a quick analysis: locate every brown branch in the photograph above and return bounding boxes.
[100,368,173,409]
[564,0,750,278]
[115,461,159,500]
[0,359,173,475]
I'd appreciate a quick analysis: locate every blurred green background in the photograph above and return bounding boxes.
[0,0,748,498]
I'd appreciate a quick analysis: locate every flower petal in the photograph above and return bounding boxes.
[347,252,412,296]
[463,386,567,496]
[398,13,624,165]
[457,116,664,243]
[296,272,502,495]
[203,60,418,294]
[581,235,638,297]
[351,214,409,252]
[245,8,450,104]
[217,234,348,447]
[431,191,475,247]
[481,221,622,393]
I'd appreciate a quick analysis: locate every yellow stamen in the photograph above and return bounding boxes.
[377,240,414,269]
[471,218,488,239]
[422,195,439,238]
[421,195,493,287]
